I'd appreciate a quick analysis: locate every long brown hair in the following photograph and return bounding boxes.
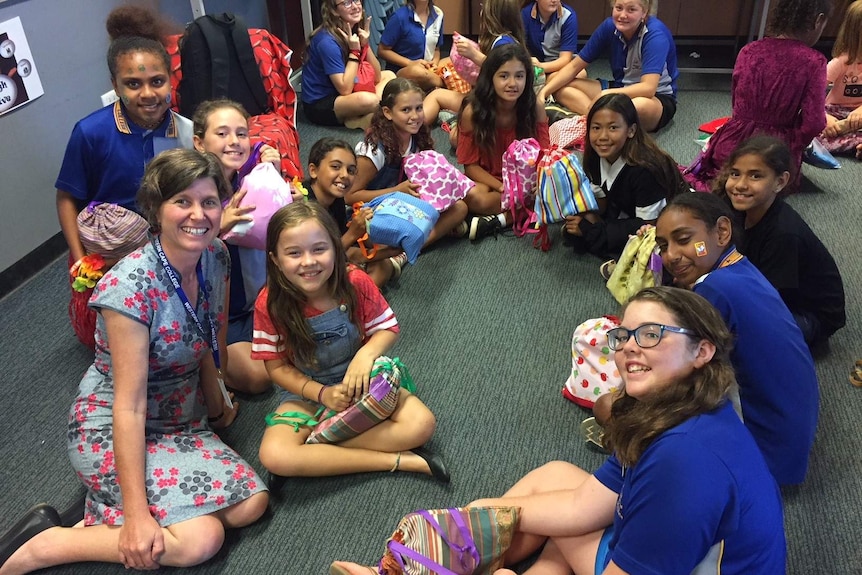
[365,78,435,164]
[462,43,538,162]
[604,287,737,467]
[479,0,527,54]
[264,202,359,369]
[582,93,688,199]
[307,0,369,59]
[833,0,862,63]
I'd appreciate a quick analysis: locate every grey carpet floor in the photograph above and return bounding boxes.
[1,67,860,574]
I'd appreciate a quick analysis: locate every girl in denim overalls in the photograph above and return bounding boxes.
[251,202,447,480]
[349,79,470,249]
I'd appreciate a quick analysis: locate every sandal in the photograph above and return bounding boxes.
[850,360,862,388]
[580,416,609,453]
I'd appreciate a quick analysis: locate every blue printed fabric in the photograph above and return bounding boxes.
[367,192,439,264]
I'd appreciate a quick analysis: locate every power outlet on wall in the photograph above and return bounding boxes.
[101,90,119,107]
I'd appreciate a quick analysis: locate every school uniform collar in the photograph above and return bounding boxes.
[113,100,178,136]
[614,19,649,46]
[530,3,563,27]
[411,4,440,26]
[599,156,626,191]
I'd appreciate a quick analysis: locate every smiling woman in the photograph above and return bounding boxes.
[0,149,269,574]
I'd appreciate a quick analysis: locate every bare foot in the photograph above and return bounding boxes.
[330,560,377,575]
[856,143,862,160]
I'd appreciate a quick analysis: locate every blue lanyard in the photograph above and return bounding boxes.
[153,236,221,370]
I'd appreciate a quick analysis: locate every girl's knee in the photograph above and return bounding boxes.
[259,434,305,476]
[170,518,225,566]
[398,395,437,441]
[228,492,269,527]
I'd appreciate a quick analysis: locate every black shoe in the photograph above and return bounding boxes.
[412,447,451,483]
[59,491,87,527]
[468,215,503,241]
[0,503,62,567]
[545,102,576,125]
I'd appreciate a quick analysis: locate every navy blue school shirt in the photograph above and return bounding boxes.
[693,251,818,485]
[379,5,444,71]
[594,402,786,574]
[521,2,578,62]
[306,180,349,234]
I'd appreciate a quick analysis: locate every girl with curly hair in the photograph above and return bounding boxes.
[684,0,833,192]
[348,78,470,256]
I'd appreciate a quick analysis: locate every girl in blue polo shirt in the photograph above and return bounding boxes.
[538,0,678,132]
[521,0,579,76]
[331,287,786,575]
[301,0,395,128]
[654,192,818,486]
[378,0,445,92]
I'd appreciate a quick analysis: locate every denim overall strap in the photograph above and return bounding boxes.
[301,304,361,386]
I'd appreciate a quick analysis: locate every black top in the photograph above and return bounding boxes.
[305,179,349,234]
[739,198,846,337]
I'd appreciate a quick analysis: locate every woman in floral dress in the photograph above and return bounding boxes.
[0,149,268,574]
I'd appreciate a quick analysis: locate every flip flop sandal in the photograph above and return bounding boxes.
[580,416,610,453]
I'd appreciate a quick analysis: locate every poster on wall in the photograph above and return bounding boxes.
[0,16,44,116]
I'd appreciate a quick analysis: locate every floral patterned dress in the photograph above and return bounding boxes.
[67,238,266,527]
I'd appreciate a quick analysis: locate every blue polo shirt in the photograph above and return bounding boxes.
[578,16,678,98]
[594,403,786,574]
[55,101,193,212]
[380,4,444,71]
[521,2,578,62]
[301,31,348,104]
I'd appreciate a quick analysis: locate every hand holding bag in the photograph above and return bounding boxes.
[402,150,474,212]
[534,146,597,225]
[501,138,541,237]
[220,161,295,250]
[378,507,520,575]
[364,192,439,264]
[605,227,663,305]
[450,32,481,86]
[264,357,415,444]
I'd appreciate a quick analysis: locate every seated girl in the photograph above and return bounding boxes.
[302,137,403,288]
[192,98,291,394]
[423,0,527,144]
[348,78,470,253]
[377,0,445,92]
[538,0,678,133]
[301,0,395,129]
[655,192,818,486]
[332,287,786,575]
[252,202,447,481]
[821,0,862,158]
[456,43,549,241]
[718,135,846,346]
[521,0,579,77]
[562,93,687,269]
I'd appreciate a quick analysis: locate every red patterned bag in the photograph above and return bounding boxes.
[549,115,587,151]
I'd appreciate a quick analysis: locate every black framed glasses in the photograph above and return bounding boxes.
[606,323,697,351]
[335,0,360,8]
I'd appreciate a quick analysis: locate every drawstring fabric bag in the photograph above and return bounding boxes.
[360,192,439,265]
[563,315,623,409]
[605,228,663,305]
[402,150,474,212]
[374,506,521,575]
[264,356,415,444]
[501,138,542,238]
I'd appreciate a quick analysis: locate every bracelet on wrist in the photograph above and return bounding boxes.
[317,385,327,405]
[348,56,360,62]
[208,410,225,423]
[300,378,313,399]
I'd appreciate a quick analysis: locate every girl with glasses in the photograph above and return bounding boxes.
[301,0,396,129]
[654,191,818,486]
[331,287,786,575]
